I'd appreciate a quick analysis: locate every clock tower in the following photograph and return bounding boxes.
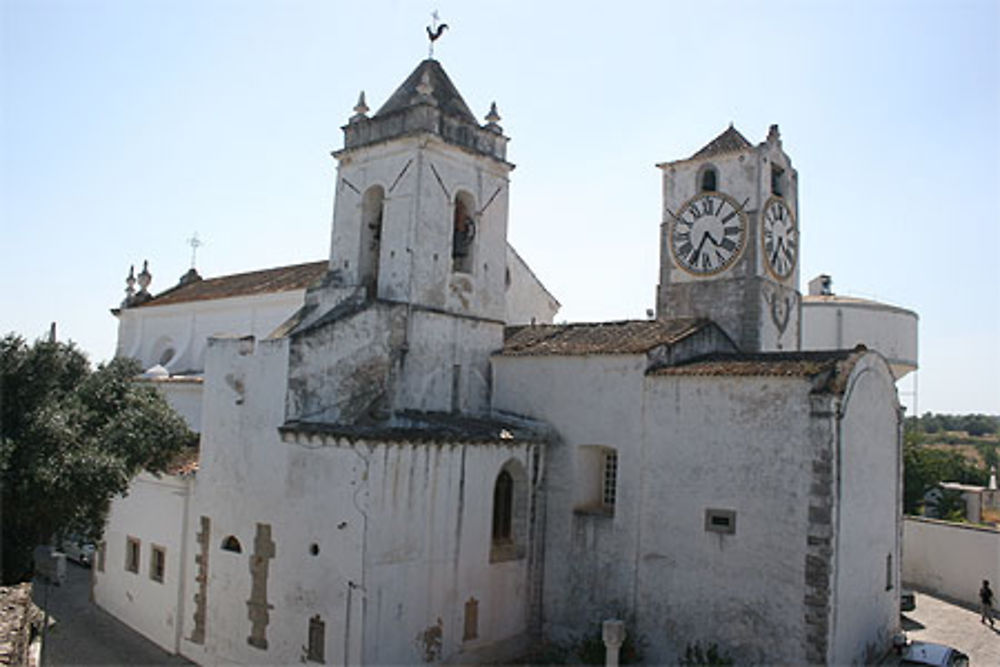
[656,124,801,352]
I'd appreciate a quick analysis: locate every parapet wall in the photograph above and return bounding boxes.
[902,516,1000,608]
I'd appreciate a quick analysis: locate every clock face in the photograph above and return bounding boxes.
[761,197,798,280]
[670,192,748,276]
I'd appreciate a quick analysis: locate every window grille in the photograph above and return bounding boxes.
[602,450,618,508]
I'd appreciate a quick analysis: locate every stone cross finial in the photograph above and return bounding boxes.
[123,264,136,305]
[187,232,202,268]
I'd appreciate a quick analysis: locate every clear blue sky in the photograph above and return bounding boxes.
[2,0,997,415]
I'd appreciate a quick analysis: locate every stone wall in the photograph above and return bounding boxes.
[903,516,1000,608]
[0,583,41,667]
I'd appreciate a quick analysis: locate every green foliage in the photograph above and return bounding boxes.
[680,642,734,666]
[905,412,1000,437]
[903,440,988,515]
[928,488,968,522]
[1,334,194,583]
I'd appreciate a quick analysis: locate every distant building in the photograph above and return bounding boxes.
[95,55,905,665]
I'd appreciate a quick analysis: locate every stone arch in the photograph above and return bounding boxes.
[697,163,719,192]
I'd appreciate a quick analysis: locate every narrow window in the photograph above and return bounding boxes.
[307,615,325,663]
[885,553,893,591]
[125,536,140,573]
[492,471,513,542]
[705,509,737,535]
[150,545,166,583]
[701,168,717,192]
[97,541,106,572]
[359,186,385,295]
[221,535,242,553]
[602,450,618,509]
[771,165,785,196]
[463,597,479,641]
[452,193,476,273]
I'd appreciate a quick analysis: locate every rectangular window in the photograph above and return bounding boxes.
[97,541,106,572]
[705,508,737,535]
[602,450,618,509]
[885,553,893,591]
[150,545,166,583]
[125,536,140,573]
[307,615,325,663]
[771,165,785,196]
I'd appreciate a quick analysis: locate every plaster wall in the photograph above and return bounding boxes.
[801,300,918,378]
[329,137,510,322]
[491,355,648,640]
[830,355,902,664]
[637,375,818,664]
[363,441,540,664]
[504,245,559,325]
[115,290,307,373]
[93,472,191,654]
[902,517,1000,608]
[148,380,203,432]
[180,336,367,666]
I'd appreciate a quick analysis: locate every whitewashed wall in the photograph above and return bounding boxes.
[830,354,902,664]
[116,290,307,373]
[93,472,191,654]
[801,298,918,379]
[504,245,559,325]
[903,517,1000,608]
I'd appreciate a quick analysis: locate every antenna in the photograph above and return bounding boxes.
[187,232,203,268]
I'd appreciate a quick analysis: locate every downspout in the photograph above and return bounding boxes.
[827,396,844,665]
[174,475,192,654]
[348,443,371,665]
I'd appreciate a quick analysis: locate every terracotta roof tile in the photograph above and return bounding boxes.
[499,318,711,356]
[136,261,327,308]
[651,347,869,394]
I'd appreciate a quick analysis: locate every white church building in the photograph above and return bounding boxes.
[93,55,911,665]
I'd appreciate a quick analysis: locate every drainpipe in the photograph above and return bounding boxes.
[174,476,192,654]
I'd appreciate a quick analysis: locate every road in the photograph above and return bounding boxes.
[32,560,192,666]
[899,589,1000,665]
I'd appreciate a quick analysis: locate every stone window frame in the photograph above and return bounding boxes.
[704,508,736,535]
[150,544,166,583]
[125,536,140,574]
[489,459,528,563]
[698,164,719,192]
[574,445,619,517]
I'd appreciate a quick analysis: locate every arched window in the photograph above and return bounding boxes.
[452,192,476,273]
[359,185,385,295]
[221,535,242,553]
[492,471,513,542]
[701,168,717,192]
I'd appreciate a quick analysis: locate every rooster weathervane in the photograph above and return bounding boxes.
[427,11,448,59]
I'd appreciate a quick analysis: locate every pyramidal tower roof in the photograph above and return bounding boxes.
[375,59,477,123]
[339,59,509,164]
[690,124,753,160]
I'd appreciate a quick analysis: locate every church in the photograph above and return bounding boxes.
[93,52,906,665]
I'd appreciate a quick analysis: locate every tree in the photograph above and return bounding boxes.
[903,441,988,515]
[0,334,194,584]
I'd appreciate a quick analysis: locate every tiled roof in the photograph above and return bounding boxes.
[499,318,711,357]
[280,410,549,445]
[690,124,753,160]
[135,261,327,308]
[375,59,478,124]
[651,348,868,392]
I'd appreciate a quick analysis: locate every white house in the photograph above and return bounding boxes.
[95,55,905,665]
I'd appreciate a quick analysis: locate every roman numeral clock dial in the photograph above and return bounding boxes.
[669,192,748,276]
[761,197,798,280]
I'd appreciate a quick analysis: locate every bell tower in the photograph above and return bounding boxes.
[328,59,513,324]
[655,124,801,352]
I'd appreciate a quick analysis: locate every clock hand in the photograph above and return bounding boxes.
[689,233,708,265]
[771,237,785,266]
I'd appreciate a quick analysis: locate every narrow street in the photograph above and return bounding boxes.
[32,561,191,666]
[900,589,1000,666]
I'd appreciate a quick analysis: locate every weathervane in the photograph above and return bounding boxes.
[426,11,448,59]
[187,232,203,268]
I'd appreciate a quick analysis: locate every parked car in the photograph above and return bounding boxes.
[59,535,96,567]
[900,641,969,667]
[900,588,916,612]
